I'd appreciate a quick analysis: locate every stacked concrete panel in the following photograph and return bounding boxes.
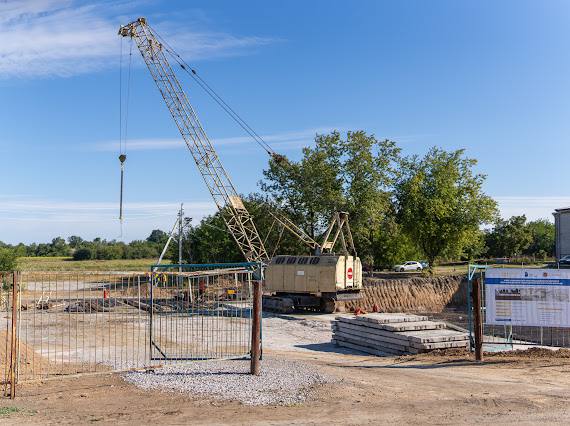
[332,313,469,355]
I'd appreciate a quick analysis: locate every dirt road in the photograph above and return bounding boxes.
[1,314,570,424]
[1,348,570,425]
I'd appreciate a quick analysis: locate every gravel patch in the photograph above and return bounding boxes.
[123,358,335,406]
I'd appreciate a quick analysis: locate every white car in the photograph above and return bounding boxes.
[394,261,423,272]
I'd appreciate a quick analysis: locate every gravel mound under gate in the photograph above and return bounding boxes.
[123,358,335,406]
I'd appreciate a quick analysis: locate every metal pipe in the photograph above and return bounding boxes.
[473,277,483,362]
[10,272,18,399]
[250,280,262,375]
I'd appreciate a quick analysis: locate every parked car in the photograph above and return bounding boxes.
[394,261,423,272]
[559,255,570,266]
[419,260,429,269]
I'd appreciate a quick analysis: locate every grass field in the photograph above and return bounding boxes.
[16,257,551,273]
[17,257,163,272]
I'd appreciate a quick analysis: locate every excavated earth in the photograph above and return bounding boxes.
[345,274,467,313]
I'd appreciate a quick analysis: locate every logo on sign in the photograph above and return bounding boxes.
[347,267,353,280]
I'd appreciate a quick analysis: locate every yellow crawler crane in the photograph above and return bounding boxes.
[264,212,362,313]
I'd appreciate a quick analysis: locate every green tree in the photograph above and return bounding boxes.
[341,132,401,261]
[182,213,244,264]
[67,236,84,249]
[52,237,70,256]
[146,229,168,246]
[73,247,93,261]
[525,219,555,259]
[262,131,344,238]
[485,215,532,258]
[0,248,18,271]
[371,216,422,268]
[262,131,402,263]
[396,148,498,267]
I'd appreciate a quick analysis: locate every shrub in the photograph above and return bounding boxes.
[72,247,93,261]
[0,248,18,271]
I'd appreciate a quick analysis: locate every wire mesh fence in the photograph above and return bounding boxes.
[0,269,255,397]
[149,269,254,361]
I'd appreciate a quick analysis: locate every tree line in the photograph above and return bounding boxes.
[180,131,555,267]
[0,131,556,270]
[0,230,170,268]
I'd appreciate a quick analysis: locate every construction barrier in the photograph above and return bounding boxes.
[0,268,256,398]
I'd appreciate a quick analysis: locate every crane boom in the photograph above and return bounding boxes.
[119,18,269,263]
[268,210,321,252]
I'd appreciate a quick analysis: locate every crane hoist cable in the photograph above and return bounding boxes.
[147,23,279,158]
[118,38,133,234]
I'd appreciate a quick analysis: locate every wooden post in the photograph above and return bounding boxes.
[250,281,262,375]
[473,277,483,362]
[10,272,18,399]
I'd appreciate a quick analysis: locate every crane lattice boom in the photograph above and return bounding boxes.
[119,18,269,263]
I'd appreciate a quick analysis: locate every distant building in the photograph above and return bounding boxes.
[553,208,570,259]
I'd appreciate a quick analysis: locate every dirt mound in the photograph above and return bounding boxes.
[346,275,466,313]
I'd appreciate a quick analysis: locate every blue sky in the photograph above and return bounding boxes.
[1,0,569,244]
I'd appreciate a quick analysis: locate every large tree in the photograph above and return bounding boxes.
[262,131,401,262]
[396,148,498,267]
[261,132,344,239]
[525,219,555,259]
[486,215,533,258]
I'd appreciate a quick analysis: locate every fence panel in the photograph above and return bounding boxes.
[1,272,16,397]
[149,270,253,361]
[0,269,255,394]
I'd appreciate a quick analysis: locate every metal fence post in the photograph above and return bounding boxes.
[473,277,483,362]
[10,272,18,399]
[250,280,262,375]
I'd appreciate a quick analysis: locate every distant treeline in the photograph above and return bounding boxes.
[0,229,171,262]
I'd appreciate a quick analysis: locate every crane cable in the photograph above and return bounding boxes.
[147,24,278,157]
[118,38,133,235]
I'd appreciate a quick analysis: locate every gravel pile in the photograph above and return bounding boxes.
[123,358,334,406]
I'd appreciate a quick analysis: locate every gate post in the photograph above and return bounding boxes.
[473,277,483,362]
[10,272,18,399]
[250,281,262,375]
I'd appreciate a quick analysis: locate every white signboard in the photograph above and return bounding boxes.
[485,268,570,327]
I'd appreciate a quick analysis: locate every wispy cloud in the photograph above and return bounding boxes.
[0,197,216,243]
[0,198,215,222]
[0,1,275,78]
[494,196,566,222]
[90,127,341,152]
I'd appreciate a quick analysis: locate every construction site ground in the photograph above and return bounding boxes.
[2,313,570,425]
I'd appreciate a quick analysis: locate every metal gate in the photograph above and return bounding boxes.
[1,268,258,398]
[149,268,254,361]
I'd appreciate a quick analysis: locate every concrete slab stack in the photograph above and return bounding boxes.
[332,313,469,355]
